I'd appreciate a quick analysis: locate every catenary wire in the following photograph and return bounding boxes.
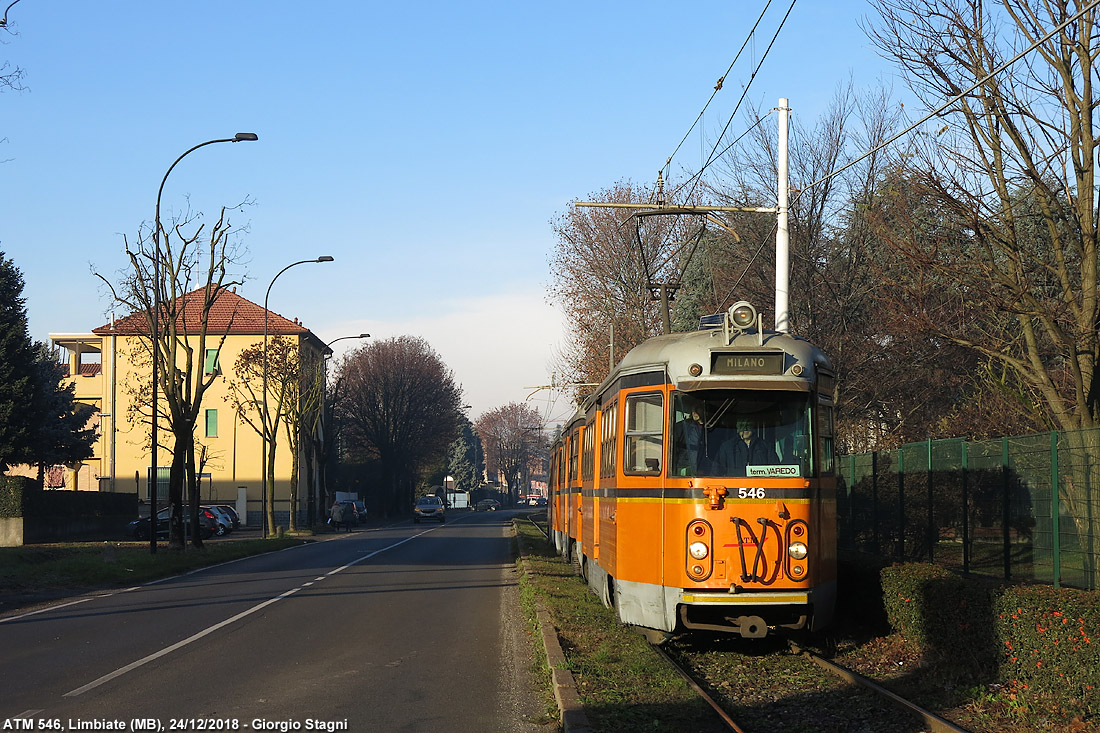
[697,0,1100,313]
[660,0,777,184]
[789,0,1100,205]
[683,0,800,201]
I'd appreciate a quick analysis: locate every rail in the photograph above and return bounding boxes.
[787,641,968,733]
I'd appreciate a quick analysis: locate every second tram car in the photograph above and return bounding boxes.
[549,301,836,639]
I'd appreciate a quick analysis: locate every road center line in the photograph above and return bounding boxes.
[64,587,302,697]
[62,528,438,698]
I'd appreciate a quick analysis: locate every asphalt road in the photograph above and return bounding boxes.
[0,511,553,733]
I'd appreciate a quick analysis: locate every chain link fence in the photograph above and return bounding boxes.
[839,429,1100,590]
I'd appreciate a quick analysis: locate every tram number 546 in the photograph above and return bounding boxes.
[737,488,767,499]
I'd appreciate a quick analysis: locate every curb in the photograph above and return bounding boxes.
[536,602,592,733]
[514,519,591,732]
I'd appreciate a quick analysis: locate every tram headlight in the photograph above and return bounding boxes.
[729,301,758,329]
[688,541,709,560]
[787,541,808,560]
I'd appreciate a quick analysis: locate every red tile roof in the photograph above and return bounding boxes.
[60,364,103,378]
[92,287,319,341]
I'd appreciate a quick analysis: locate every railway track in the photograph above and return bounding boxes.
[650,640,749,733]
[655,634,969,733]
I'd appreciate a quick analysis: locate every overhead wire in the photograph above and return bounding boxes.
[660,0,777,184]
[667,111,774,202]
[683,0,800,201]
[789,0,1100,205]
[693,0,1100,315]
[635,0,799,293]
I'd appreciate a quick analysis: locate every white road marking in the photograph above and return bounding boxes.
[0,597,92,624]
[61,528,441,698]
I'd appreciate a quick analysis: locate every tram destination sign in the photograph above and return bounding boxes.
[711,351,785,375]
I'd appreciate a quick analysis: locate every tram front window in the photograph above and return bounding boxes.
[671,391,810,478]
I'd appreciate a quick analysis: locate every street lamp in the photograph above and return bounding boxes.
[261,256,334,538]
[148,132,258,554]
[0,0,23,27]
[326,333,370,348]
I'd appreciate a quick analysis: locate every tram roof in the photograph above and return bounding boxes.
[583,327,832,411]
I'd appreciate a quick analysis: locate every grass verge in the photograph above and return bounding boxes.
[513,529,566,727]
[514,517,725,733]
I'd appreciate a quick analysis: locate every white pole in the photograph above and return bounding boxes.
[775,97,791,333]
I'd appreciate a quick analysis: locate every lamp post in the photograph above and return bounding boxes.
[261,256,334,538]
[326,334,371,349]
[0,0,22,26]
[148,132,257,554]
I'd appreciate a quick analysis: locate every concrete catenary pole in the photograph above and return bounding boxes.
[775,98,791,333]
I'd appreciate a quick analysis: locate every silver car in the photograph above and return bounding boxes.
[413,495,445,523]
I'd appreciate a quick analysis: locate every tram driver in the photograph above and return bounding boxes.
[672,402,724,476]
[716,418,779,477]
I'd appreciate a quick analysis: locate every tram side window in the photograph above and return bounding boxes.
[581,421,595,481]
[600,402,618,479]
[819,402,835,475]
[624,393,663,474]
[568,432,579,484]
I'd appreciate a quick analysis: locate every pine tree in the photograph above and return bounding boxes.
[26,342,97,476]
[447,421,481,492]
[0,252,38,471]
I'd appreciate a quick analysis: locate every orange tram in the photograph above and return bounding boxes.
[548,301,837,639]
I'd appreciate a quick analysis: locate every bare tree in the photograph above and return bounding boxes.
[549,181,702,401]
[335,336,463,516]
[97,206,246,549]
[475,402,545,506]
[298,352,326,526]
[696,83,1029,446]
[866,0,1100,433]
[864,0,1100,581]
[227,336,311,532]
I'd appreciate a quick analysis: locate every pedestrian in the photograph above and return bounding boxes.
[330,501,345,531]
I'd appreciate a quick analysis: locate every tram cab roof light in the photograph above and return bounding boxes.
[729,301,758,329]
[726,301,763,346]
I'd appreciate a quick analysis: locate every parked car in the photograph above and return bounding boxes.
[413,495,446,523]
[475,498,501,512]
[352,499,367,523]
[203,505,234,536]
[126,506,216,540]
[215,504,241,530]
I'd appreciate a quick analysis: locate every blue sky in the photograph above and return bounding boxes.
[1,1,894,424]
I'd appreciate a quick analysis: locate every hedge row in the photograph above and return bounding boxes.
[0,476,35,517]
[881,562,1100,718]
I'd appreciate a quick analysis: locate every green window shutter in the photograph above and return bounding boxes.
[205,409,218,438]
[204,349,221,375]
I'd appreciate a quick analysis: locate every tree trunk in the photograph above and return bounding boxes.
[168,434,186,550]
[186,438,203,550]
[266,441,277,533]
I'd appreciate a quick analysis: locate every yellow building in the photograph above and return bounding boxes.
[40,287,329,528]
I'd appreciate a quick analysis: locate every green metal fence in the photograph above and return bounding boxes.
[839,429,1100,590]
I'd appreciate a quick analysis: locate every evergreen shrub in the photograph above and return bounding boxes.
[0,476,34,517]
